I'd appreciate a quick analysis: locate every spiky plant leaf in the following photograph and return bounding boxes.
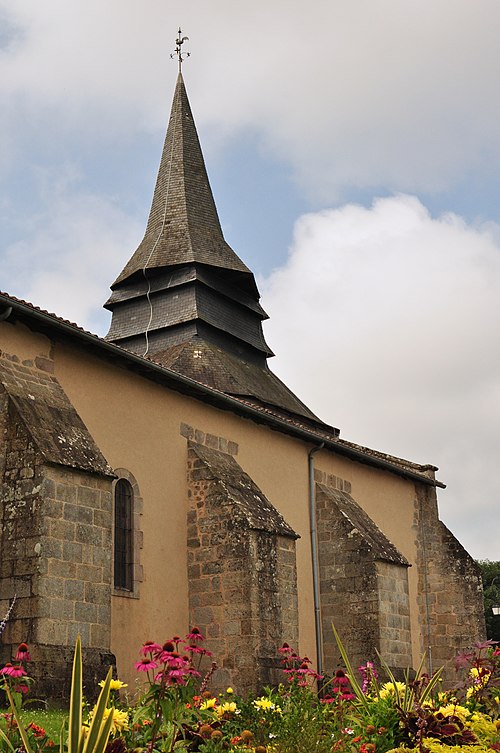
[0,723,16,752]
[82,666,113,753]
[4,682,34,753]
[332,623,370,711]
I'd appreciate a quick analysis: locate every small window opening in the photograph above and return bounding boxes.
[114,478,133,590]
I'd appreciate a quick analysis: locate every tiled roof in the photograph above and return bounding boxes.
[149,339,319,421]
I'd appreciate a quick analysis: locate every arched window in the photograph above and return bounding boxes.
[114,478,133,590]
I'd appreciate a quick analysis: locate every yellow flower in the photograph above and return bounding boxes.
[200,697,217,710]
[99,679,128,691]
[254,698,274,711]
[469,667,490,687]
[437,704,470,722]
[104,708,129,734]
[88,707,129,735]
[226,687,234,694]
[215,701,237,717]
[379,681,406,699]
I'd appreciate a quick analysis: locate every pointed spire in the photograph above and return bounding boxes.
[102,63,327,422]
[112,73,252,288]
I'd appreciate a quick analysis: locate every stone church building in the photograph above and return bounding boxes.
[0,71,485,699]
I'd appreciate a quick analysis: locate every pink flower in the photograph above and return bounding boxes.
[140,641,161,656]
[15,643,31,662]
[186,626,204,642]
[135,658,158,672]
[7,665,26,678]
[185,643,213,656]
[0,663,14,676]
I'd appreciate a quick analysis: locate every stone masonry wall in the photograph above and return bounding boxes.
[414,485,485,684]
[376,560,412,670]
[316,480,379,674]
[315,472,411,677]
[186,436,299,695]
[0,396,45,650]
[0,392,114,701]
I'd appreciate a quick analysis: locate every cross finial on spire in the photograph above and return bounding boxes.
[171,28,190,72]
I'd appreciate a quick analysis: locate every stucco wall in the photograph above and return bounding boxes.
[0,317,483,691]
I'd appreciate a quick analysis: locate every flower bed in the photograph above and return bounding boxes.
[1,629,499,753]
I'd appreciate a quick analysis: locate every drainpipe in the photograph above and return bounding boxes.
[308,442,325,677]
[419,489,433,676]
[0,306,12,321]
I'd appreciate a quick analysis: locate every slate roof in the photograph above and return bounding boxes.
[189,441,298,538]
[150,338,319,421]
[316,483,409,566]
[0,353,114,477]
[106,72,274,374]
[112,74,253,288]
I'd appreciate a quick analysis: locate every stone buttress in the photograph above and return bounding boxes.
[185,437,299,695]
[0,351,115,700]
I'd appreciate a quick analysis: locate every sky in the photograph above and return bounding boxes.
[0,0,499,561]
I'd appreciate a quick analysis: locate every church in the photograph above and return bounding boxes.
[0,59,485,700]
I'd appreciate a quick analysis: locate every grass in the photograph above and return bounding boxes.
[1,709,68,743]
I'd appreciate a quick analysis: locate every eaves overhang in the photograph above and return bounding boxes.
[0,292,445,489]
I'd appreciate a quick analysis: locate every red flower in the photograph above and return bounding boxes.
[27,723,46,738]
[13,684,29,694]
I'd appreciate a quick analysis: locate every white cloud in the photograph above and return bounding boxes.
[0,2,498,560]
[1,171,141,333]
[1,1,500,198]
[262,195,500,559]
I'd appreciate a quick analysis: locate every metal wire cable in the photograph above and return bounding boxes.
[142,92,178,357]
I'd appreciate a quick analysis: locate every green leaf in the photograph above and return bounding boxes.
[68,636,83,753]
[88,705,115,753]
[82,666,112,753]
[4,683,34,753]
[0,724,15,753]
[59,718,67,753]
[331,623,370,711]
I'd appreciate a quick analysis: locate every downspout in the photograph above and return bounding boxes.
[0,306,12,321]
[419,488,433,676]
[308,442,325,677]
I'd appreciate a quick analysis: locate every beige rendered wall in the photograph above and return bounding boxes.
[1,319,427,686]
[312,450,424,668]
[52,341,318,686]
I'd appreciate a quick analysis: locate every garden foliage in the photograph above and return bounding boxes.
[1,620,499,753]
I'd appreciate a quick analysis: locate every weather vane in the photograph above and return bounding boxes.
[171,28,190,71]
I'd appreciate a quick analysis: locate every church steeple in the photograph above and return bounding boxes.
[105,63,319,422]
[111,73,254,289]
